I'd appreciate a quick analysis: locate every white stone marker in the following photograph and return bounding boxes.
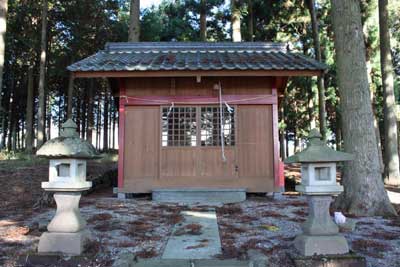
[36,119,99,255]
[285,129,353,256]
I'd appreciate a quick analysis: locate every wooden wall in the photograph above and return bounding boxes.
[125,76,273,96]
[120,76,277,193]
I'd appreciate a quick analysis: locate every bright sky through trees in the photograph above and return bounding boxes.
[141,0,161,8]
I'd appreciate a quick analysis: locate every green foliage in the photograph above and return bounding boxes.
[141,0,226,41]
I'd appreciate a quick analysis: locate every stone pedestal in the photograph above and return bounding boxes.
[295,195,349,256]
[38,230,90,255]
[47,192,86,232]
[38,192,91,255]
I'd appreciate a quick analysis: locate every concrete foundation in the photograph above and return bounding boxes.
[152,188,246,204]
[38,230,91,255]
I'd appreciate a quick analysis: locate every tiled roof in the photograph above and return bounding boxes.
[68,42,327,72]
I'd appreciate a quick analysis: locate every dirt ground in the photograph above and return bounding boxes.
[1,159,400,267]
[0,157,117,218]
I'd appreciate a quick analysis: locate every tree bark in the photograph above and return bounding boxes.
[67,73,74,119]
[379,0,400,186]
[331,0,396,216]
[0,0,8,116]
[307,0,327,140]
[231,0,241,42]
[199,0,207,41]
[280,104,286,160]
[248,0,253,41]
[11,109,16,151]
[81,84,87,139]
[37,0,47,148]
[76,93,81,135]
[0,91,8,148]
[335,107,342,150]
[103,85,109,151]
[46,94,51,141]
[96,96,101,149]
[128,0,140,42]
[25,67,34,152]
[6,91,12,151]
[86,79,94,144]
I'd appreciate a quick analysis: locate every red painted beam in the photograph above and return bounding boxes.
[121,94,278,106]
[117,78,126,190]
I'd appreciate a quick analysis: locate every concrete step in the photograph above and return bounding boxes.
[152,188,246,204]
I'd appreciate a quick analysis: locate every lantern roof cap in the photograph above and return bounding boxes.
[36,119,100,159]
[284,129,353,164]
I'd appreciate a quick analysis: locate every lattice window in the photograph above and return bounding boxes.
[200,107,235,146]
[162,107,197,147]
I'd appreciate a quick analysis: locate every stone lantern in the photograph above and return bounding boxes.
[285,129,353,256]
[36,119,99,255]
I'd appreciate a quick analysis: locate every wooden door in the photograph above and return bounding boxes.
[236,105,274,191]
[124,106,159,183]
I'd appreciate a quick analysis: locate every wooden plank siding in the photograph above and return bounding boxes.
[119,76,279,193]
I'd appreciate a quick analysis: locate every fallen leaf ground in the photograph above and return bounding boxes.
[1,160,400,267]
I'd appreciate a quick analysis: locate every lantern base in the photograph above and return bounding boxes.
[38,230,91,255]
[294,234,349,256]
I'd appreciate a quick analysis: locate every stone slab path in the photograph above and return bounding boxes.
[162,210,222,259]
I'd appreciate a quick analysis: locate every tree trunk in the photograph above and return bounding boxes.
[280,104,286,160]
[76,93,81,135]
[11,111,16,151]
[87,80,94,144]
[285,131,289,157]
[379,0,400,186]
[330,0,396,216]
[67,73,74,119]
[307,0,327,140]
[0,92,7,148]
[335,108,342,150]
[128,0,140,42]
[307,83,316,129]
[199,0,207,41]
[46,94,51,141]
[248,0,253,41]
[103,87,109,151]
[25,67,34,153]
[0,0,8,116]
[6,92,12,151]
[108,94,113,148]
[37,0,47,148]
[81,85,87,139]
[96,96,101,149]
[231,0,241,42]
[112,99,116,149]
